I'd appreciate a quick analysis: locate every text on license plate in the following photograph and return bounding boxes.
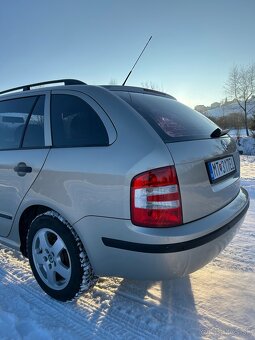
[207,156,236,182]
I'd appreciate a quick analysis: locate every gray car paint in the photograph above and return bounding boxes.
[166,138,240,222]
[0,83,250,280]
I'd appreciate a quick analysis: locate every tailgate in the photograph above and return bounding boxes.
[166,137,240,223]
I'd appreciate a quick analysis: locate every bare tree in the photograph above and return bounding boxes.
[109,79,118,85]
[141,81,165,92]
[250,113,255,137]
[225,64,255,136]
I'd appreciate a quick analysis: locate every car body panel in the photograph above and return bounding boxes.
[0,91,50,237]
[166,137,240,223]
[16,134,174,225]
[7,87,173,227]
[0,149,50,237]
[73,188,249,279]
[0,83,250,283]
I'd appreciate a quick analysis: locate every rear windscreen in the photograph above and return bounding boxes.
[114,91,219,142]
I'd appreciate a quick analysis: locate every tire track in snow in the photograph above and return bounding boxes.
[0,247,160,339]
[0,246,204,339]
[92,275,255,339]
[0,244,254,339]
[0,247,113,339]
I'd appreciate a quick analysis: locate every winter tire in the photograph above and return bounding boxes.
[27,211,96,301]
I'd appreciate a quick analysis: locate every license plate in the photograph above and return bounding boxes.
[207,156,236,183]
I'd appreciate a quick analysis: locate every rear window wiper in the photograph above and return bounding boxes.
[210,128,230,138]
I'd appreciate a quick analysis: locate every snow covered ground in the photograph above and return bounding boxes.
[228,130,255,156]
[0,157,254,340]
[234,136,255,156]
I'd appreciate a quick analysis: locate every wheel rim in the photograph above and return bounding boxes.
[32,228,72,290]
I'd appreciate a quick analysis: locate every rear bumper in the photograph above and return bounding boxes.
[74,187,249,280]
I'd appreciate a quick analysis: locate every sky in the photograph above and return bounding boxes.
[0,0,255,108]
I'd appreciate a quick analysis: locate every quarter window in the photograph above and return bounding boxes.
[0,96,37,150]
[51,94,109,147]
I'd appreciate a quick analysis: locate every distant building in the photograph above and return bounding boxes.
[211,102,220,108]
[194,105,207,113]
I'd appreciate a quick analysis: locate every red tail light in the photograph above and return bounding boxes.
[131,166,182,227]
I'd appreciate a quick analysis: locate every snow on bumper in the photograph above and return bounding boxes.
[73,188,249,280]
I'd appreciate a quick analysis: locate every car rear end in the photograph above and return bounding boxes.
[74,86,249,279]
[121,91,242,224]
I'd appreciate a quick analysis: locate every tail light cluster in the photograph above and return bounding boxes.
[131,166,182,227]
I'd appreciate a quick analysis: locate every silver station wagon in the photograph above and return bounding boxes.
[0,79,249,301]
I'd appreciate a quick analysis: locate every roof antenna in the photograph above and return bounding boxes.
[122,35,152,86]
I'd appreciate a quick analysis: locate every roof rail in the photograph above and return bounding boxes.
[0,79,86,95]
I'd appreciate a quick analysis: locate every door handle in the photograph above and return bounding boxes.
[14,162,32,176]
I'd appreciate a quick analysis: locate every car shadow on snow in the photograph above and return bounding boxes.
[92,276,202,339]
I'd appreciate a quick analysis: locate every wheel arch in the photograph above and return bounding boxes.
[18,204,89,260]
[19,205,51,257]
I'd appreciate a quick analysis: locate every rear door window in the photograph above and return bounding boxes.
[114,91,218,142]
[51,94,109,147]
[0,96,37,150]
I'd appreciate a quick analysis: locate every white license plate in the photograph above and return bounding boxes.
[207,156,236,182]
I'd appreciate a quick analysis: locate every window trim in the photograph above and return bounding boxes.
[50,90,117,148]
[44,92,52,146]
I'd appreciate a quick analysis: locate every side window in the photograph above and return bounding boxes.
[23,96,45,148]
[51,94,109,147]
[0,96,37,150]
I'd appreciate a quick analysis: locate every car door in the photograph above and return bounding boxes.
[0,92,50,237]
